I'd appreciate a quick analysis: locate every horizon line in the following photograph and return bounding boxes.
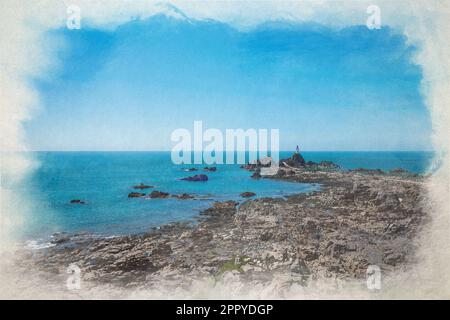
[19,149,435,153]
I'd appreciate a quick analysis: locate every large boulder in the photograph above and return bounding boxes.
[181,174,208,182]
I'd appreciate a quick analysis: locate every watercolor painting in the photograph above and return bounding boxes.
[1,1,449,300]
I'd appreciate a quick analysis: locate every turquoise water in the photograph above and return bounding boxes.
[14,151,433,240]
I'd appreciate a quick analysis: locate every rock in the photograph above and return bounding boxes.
[260,232,272,241]
[350,168,384,175]
[70,199,86,204]
[240,192,256,198]
[128,192,145,198]
[383,251,405,266]
[114,255,158,273]
[181,174,208,182]
[275,169,286,177]
[149,191,170,198]
[290,259,311,276]
[389,168,417,177]
[204,167,217,172]
[280,152,306,168]
[302,249,318,261]
[317,161,340,169]
[184,168,198,172]
[172,193,194,200]
[241,163,257,170]
[212,201,238,210]
[251,169,261,179]
[51,232,70,244]
[133,183,153,189]
[151,243,172,256]
[390,168,408,174]
[280,152,340,171]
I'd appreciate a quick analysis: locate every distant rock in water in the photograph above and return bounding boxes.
[204,167,217,172]
[184,168,198,172]
[70,199,86,204]
[181,174,208,182]
[172,193,195,200]
[149,191,170,198]
[128,192,145,198]
[240,192,256,198]
[133,183,153,189]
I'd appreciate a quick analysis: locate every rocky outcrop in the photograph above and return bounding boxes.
[172,193,195,200]
[350,168,384,175]
[280,152,306,168]
[240,192,256,198]
[132,190,196,200]
[305,160,340,170]
[128,192,145,198]
[133,183,153,189]
[212,200,238,210]
[181,174,208,182]
[241,152,340,171]
[50,232,70,244]
[204,167,217,172]
[149,191,170,198]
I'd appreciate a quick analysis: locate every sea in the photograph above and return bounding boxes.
[9,151,434,245]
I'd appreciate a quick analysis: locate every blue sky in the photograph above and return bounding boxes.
[25,15,432,151]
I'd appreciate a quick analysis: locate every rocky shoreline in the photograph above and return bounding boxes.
[15,158,429,290]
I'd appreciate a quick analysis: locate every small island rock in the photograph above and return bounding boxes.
[181,174,208,182]
[128,192,145,198]
[240,192,256,198]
